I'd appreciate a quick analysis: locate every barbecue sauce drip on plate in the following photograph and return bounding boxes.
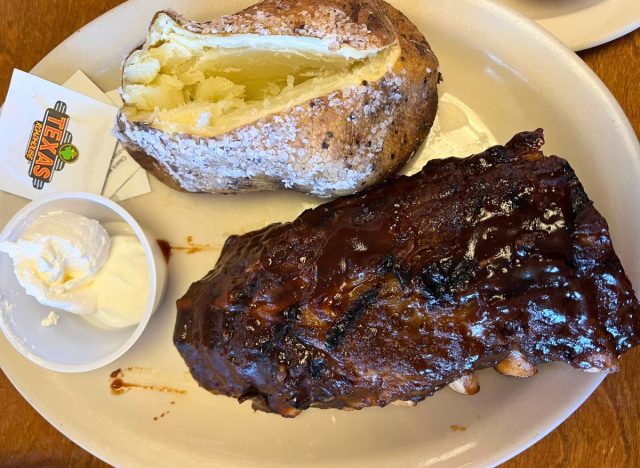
[157,239,172,263]
[108,367,187,396]
[156,237,218,263]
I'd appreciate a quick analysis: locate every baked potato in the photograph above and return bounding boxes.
[115,0,439,197]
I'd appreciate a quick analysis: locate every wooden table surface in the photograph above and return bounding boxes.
[0,1,638,466]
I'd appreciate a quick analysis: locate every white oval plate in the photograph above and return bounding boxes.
[495,0,640,51]
[1,0,639,466]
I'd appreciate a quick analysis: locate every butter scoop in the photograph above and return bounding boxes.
[84,233,150,328]
[0,211,110,314]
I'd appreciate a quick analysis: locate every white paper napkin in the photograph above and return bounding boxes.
[0,70,118,200]
[63,70,151,201]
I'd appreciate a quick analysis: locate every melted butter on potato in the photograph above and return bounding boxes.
[121,12,400,137]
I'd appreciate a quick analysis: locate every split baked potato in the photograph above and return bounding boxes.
[115,0,439,197]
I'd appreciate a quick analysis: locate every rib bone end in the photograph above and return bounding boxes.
[448,374,480,395]
[495,351,538,378]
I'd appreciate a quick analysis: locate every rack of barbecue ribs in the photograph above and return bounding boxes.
[175,130,640,417]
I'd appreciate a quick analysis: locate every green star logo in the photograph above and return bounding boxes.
[58,144,79,163]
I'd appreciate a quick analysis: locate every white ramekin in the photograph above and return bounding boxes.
[0,191,167,372]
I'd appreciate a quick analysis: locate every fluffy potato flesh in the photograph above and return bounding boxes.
[122,13,400,137]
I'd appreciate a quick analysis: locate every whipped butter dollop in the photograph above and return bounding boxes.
[0,211,149,328]
[0,212,110,314]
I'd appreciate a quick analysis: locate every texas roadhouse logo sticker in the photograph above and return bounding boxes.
[24,100,79,189]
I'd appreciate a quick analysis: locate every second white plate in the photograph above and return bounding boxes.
[495,0,640,50]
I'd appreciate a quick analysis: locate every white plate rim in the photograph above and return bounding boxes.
[0,0,638,466]
[497,0,640,51]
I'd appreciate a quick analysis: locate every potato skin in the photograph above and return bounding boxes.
[115,0,439,197]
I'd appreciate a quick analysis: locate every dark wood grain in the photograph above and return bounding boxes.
[0,2,638,467]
